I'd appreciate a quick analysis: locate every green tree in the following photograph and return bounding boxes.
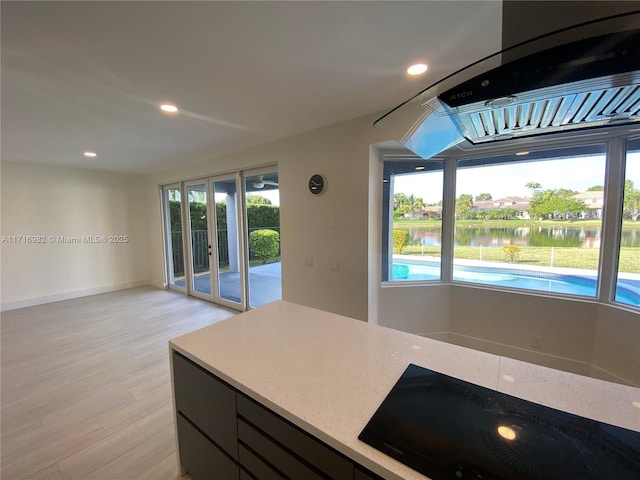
[557,188,578,198]
[525,181,542,197]
[393,193,425,216]
[587,185,604,191]
[455,194,474,219]
[528,189,586,220]
[623,179,640,221]
[475,193,492,201]
[409,195,425,213]
[246,194,272,205]
[393,193,410,215]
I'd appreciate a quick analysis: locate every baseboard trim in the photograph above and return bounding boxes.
[420,331,450,343]
[446,332,592,377]
[587,364,638,387]
[1,280,150,312]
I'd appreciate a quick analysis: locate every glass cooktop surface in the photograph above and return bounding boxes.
[358,364,640,480]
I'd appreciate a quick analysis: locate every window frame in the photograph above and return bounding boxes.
[380,126,640,312]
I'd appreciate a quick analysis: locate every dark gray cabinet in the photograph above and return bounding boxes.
[177,415,239,480]
[173,352,239,479]
[237,395,353,479]
[355,466,385,480]
[173,352,238,459]
[172,350,385,480]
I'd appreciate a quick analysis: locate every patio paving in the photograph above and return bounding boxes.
[175,262,281,307]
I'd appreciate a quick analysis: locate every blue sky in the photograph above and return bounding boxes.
[395,152,640,203]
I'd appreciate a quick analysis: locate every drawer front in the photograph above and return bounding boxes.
[355,466,385,480]
[177,414,239,480]
[239,444,286,480]
[238,419,324,480]
[237,395,353,479]
[173,352,238,459]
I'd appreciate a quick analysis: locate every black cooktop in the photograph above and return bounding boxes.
[358,364,640,480]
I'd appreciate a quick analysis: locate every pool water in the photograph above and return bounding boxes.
[391,261,639,307]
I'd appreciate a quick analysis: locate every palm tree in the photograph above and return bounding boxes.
[525,181,542,197]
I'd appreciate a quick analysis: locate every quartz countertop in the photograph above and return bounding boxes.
[169,300,640,480]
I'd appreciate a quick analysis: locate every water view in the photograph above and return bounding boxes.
[400,224,640,249]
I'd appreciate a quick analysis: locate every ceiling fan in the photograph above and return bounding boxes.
[252,175,279,189]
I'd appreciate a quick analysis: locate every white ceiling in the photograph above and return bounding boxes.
[1,1,502,174]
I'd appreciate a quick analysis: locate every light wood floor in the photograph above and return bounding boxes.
[1,286,237,480]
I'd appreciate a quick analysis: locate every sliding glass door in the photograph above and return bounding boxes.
[184,181,213,300]
[244,168,281,308]
[162,166,281,311]
[161,184,185,290]
[212,175,245,308]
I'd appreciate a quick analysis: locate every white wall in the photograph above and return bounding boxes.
[448,286,597,374]
[377,284,450,340]
[591,304,640,385]
[1,162,149,310]
[146,113,387,321]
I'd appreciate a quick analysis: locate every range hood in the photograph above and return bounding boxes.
[375,11,640,160]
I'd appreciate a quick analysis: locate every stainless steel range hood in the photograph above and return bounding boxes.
[375,11,640,160]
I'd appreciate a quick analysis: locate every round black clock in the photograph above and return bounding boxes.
[308,174,325,195]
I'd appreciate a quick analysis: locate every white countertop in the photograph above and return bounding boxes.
[170,300,640,480]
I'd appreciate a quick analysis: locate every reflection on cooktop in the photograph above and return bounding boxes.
[358,364,640,480]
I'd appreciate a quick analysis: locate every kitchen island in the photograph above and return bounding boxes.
[169,300,640,480]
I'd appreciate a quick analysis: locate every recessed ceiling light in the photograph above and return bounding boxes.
[407,63,428,76]
[415,166,426,170]
[497,425,517,441]
[516,151,530,156]
[160,104,179,113]
[84,151,97,158]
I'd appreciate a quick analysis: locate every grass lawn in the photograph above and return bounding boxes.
[394,218,640,230]
[394,219,639,273]
[402,245,640,273]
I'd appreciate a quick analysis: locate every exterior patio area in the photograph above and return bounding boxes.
[174,262,281,308]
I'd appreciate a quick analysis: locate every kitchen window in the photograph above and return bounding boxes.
[381,159,444,282]
[616,138,640,308]
[453,144,606,298]
[381,132,639,311]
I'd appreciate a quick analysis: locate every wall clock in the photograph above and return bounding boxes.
[308,174,325,195]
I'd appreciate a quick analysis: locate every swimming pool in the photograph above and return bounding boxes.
[391,260,640,307]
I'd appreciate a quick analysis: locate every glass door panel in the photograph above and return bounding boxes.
[244,170,282,307]
[186,183,212,298]
[162,185,185,289]
[213,177,244,307]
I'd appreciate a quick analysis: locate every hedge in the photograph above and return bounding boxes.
[249,229,280,264]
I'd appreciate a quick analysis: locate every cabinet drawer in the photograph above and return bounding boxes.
[238,419,324,480]
[177,414,239,480]
[355,466,385,480]
[173,352,238,459]
[237,395,353,479]
[239,444,286,480]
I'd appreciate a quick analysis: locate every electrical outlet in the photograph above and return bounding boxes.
[330,260,340,272]
[531,334,543,348]
[304,257,313,268]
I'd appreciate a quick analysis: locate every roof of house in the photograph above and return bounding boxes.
[573,191,604,200]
